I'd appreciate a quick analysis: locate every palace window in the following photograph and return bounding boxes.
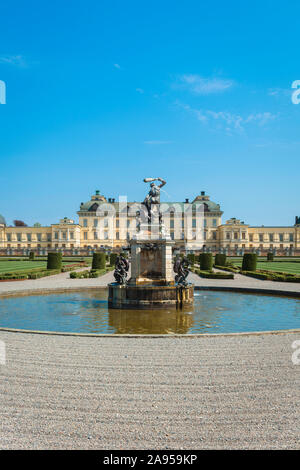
[170,220,174,228]
[94,231,98,240]
[212,231,217,240]
[290,234,294,242]
[249,234,253,242]
[27,233,31,242]
[83,232,88,240]
[54,232,59,239]
[279,234,284,242]
[116,219,119,228]
[47,234,51,241]
[204,219,207,228]
[192,219,196,228]
[226,232,230,240]
[234,232,238,240]
[17,233,22,242]
[212,219,217,227]
[6,234,11,241]
[83,219,88,227]
[116,232,119,240]
[259,234,263,242]
[93,219,98,227]
[62,232,66,239]
[37,233,42,242]
[70,232,74,239]
[242,232,246,240]
[170,232,174,240]
[269,234,274,242]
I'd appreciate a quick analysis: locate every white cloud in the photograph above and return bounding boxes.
[176,74,234,94]
[136,88,144,94]
[0,55,26,67]
[244,112,279,126]
[114,63,121,69]
[175,101,278,134]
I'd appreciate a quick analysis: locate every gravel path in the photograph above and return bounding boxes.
[1,267,300,449]
[0,330,299,449]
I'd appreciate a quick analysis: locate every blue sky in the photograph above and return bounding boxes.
[0,0,299,227]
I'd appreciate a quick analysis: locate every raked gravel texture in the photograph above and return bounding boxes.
[1,268,300,449]
[0,331,299,449]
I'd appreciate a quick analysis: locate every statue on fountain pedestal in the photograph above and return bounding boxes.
[174,256,190,286]
[114,254,130,284]
[143,177,166,223]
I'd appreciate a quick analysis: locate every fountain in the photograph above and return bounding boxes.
[108,177,194,309]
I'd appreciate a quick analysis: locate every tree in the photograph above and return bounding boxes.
[33,222,41,227]
[13,220,28,227]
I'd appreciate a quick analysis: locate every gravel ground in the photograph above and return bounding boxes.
[1,268,300,449]
[0,331,299,449]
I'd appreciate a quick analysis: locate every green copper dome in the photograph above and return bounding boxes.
[0,214,6,225]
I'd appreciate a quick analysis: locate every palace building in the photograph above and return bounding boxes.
[0,190,299,254]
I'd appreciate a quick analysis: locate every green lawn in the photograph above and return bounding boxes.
[0,259,79,274]
[232,260,300,275]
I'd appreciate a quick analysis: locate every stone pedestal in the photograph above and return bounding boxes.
[108,220,194,309]
[129,237,174,285]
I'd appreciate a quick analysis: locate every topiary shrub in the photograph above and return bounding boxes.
[47,252,62,270]
[187,253,195,266]
[110,253,118,266]
[29,251,35,260]
[92,252,106,270]
[215,253,227,266]
[242,253,257,272]
[267,252,274,261]
[199,253,213,271]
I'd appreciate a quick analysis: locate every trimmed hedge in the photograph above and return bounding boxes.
[70,268,109,279]
[92,252,106,270]
[242,253,257,272]
[267,252,274,261]
[240,271,269,280]
[215,265,239,273]
[199,253,213,271]
[29,251,35,260]
[47,252,62,270]
[215,254,227,266]
[0,273,28,280]
[197,269,234,279]
[28,269,61,279]
[110,253,118,266]
[187,254,195,266]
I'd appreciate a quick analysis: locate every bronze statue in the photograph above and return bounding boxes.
[143,177,166,222]
[173,256,190,286]
[114,254,130,284]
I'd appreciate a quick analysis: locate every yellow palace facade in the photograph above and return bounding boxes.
[0,190,300,254]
